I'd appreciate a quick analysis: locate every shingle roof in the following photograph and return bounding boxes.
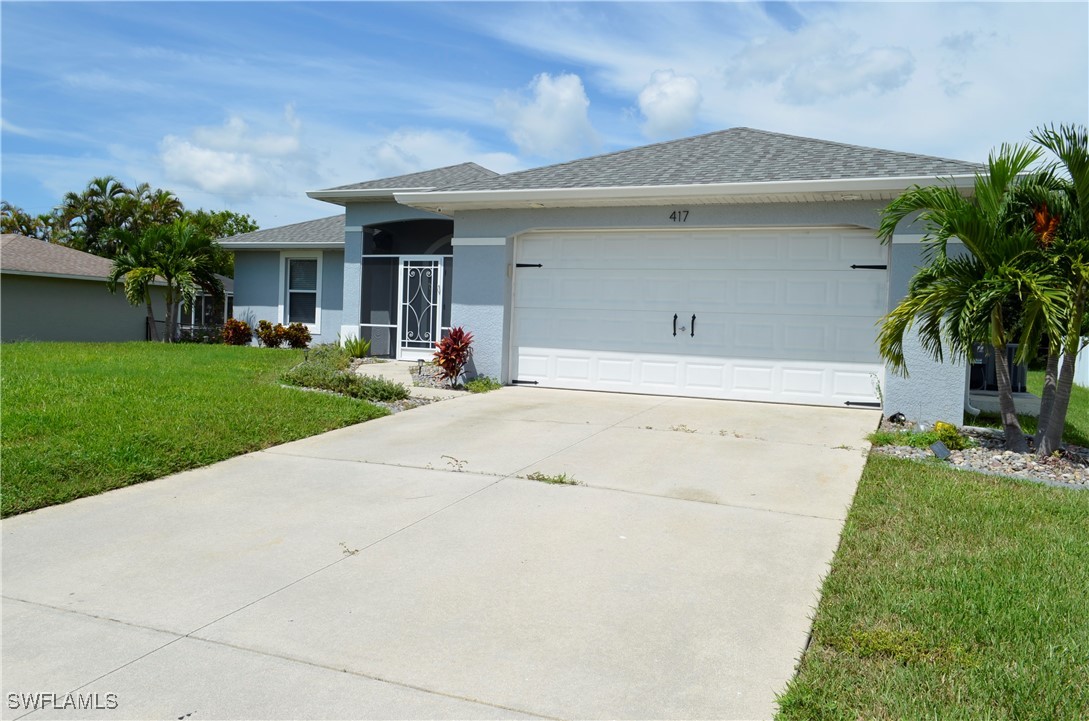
[1,233,117,279]
[322,162,498,192]
[217,214,344,246]
[1,233,234,291]
[446,127,984,192]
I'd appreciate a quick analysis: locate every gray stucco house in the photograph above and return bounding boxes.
[220,127,984,423]
[1,233,232,342]
[1,233,164,342]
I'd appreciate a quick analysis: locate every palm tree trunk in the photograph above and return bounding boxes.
[144,288,160,342]
[993,342,1028,452]
[1034,350,1059,446]
[1037,342,1078,456]
[164,286,177,343]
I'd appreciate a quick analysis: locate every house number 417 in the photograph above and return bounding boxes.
[668,210,689,223]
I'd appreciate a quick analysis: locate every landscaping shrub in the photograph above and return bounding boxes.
[434,326,473,385]
[281,350,409,403]
[342,334,371,359]
[309,343,351,370]
[465,376,502,393]
[869,424,973,451]
[221,318,252,346]
[282,322,311,349]
[256,320,286,348]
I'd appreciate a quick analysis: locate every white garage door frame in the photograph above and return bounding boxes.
[508,226,889,409]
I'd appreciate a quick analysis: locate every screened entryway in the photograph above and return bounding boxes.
[358,219,453,359]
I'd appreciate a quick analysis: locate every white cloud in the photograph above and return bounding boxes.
[158,105,310,199]
[364,128,522,179]
[496,72,599,158]
[725,22,914,105]
[638,70,702,139]
[780,46,915,105]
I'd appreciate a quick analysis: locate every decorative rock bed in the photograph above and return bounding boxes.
[870,419,1089,489]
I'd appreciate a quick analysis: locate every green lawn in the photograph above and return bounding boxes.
[779,373,1089,719]
[1,342,387,517]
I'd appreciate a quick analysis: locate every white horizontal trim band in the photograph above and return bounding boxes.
[452,237,507,246]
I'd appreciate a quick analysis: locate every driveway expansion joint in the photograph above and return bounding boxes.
[178,636,560,721]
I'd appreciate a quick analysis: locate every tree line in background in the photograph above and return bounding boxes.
[879,123,1088,458]
[1,176,259,342]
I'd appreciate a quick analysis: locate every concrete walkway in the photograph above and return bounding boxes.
[2,388,878,720]
[352,360,464,401]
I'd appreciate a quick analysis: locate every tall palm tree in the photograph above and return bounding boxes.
[877,143,1066,452]
[108,219,224,343]
[107,230,162,342]
[1029,124,1089,456]
[150,219,224,342]
[57,176,130,255]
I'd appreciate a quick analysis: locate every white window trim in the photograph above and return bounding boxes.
[279,251,323,334]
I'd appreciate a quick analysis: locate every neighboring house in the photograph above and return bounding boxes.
[1,233,233,342]
[222,128,986,423]
[1,233,162,342]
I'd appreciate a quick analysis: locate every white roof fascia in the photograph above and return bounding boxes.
[218,242,345,250]
[395,175,978,211]
[306,186,436,205]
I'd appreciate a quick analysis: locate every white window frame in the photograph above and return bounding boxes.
[279,251,323,333]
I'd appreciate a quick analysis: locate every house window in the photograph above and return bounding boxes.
[280,252,322,331]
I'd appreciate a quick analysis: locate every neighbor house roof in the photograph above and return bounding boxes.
[395,127,985,211]
[1,233,119,281]
[217,214,345,249]
[1,233,233,292]
[308,163,498,205]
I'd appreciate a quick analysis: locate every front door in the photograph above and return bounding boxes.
[398,257,444,360]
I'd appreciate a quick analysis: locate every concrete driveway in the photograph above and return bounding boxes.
[2,388,878,720]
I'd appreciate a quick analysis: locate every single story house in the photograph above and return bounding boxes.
[220,127,986,423]
[1,233,232,342]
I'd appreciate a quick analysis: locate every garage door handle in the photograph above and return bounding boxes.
[673,313,678,337]
[691,314,696,337]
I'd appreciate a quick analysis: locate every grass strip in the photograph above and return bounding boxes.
[777,455,1089,720]
[1,342,387,516]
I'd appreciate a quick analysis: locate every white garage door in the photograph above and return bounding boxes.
[510,229,888,407]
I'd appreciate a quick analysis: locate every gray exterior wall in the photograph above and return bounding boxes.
[882,240,969,424]
[232,249,344,345]
[450,244,511,379]
[1,274,168,342]
[232,251,280,329]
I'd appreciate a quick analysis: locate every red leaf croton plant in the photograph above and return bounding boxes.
[433,327,474,386]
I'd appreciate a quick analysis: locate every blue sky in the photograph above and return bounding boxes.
[3,1,1087,228]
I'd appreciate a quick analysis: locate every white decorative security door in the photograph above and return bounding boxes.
[397,257,444,360]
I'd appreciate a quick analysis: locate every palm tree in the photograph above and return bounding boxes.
[150,219,224,342]
[877,143,1066,452]
[57,176,130,255]
[107,230,162,342]
[108,219,224,342]
[1029,124,1089,456]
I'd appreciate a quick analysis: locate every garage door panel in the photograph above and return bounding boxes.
[516,269,886,316]
[512,230,886,407]
[520,230,886,272]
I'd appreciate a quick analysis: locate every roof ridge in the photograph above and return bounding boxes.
[737,127,982,168]
[469,127,749,185]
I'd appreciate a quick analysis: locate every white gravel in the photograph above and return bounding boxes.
[870,422,1089,489]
